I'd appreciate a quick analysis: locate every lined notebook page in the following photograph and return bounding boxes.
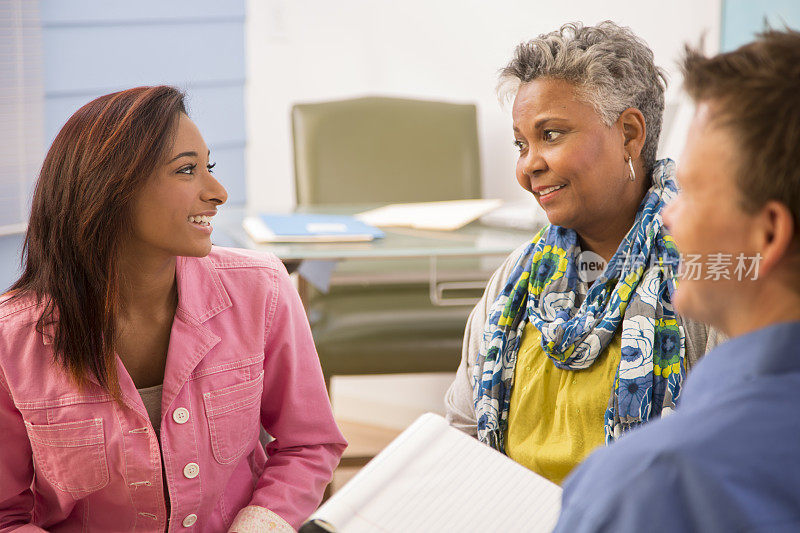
[311,413,562,532]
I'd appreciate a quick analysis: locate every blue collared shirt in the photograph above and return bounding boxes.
[554,321,800,533]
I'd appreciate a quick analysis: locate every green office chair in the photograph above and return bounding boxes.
[292,97,484,465]
[293,96,481,204]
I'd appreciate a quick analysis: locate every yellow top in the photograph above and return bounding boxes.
[505,322,621,485]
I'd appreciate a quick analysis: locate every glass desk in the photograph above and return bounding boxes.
[213,205,540,306]
[213,206,540,470]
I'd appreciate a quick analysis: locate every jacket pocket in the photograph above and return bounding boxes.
[203,371,264,464]
[25,418,109,496]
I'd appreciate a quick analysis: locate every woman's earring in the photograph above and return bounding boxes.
[627,156,636,182]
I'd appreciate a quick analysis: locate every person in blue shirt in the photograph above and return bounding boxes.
[553,28,800,533]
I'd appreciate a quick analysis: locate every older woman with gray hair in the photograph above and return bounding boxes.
[445,21,719,484]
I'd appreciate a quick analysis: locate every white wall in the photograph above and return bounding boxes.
[245,0,721,429]
[246,0,721,211]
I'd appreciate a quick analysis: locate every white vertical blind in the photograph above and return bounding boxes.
[0,0,43,235]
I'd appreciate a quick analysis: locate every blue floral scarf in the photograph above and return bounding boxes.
[473,159,685,452]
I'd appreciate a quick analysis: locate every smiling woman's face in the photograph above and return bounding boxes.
[512,78,634,234]
[128,113,228,260]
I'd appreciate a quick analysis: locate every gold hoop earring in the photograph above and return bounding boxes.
[627,156,636,182]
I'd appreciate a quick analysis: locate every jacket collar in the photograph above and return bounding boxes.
[175,254,232,323]
[160,255,229,414]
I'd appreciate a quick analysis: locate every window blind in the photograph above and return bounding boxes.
[0,0,43,235]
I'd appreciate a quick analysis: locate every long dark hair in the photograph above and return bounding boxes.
[8,86,187,395]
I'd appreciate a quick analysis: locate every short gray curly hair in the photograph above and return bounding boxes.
[499,21,667,172]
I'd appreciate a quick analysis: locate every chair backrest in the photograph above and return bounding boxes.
[291,96,481,205]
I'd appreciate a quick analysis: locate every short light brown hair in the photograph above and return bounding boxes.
[682,29,800,226]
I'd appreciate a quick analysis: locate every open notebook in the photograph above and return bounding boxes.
[302,413,562,533]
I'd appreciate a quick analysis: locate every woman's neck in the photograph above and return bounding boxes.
[117,251,178,319]
[578,231,626,264]
[576,194,645,263]
[576,208,637,263]
[575,168,651,262]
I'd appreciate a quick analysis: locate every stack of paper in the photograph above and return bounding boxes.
[356,199,503,231]
[243,214,384,243]
[479,199,549,231]
[302,413,562,533]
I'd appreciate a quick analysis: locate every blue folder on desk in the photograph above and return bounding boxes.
[243,213,385,243]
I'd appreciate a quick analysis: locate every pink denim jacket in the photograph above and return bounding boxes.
[0,247,347,532]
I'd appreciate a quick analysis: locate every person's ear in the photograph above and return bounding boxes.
[618,107,647,160]
[753,200,796,276]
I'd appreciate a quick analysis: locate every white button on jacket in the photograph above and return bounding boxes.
[172,407,190,424]
[183,463,200,479]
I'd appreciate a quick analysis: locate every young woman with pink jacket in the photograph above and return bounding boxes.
[0,86,346,532]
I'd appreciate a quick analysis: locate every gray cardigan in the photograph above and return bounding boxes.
[444,243,725,437]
